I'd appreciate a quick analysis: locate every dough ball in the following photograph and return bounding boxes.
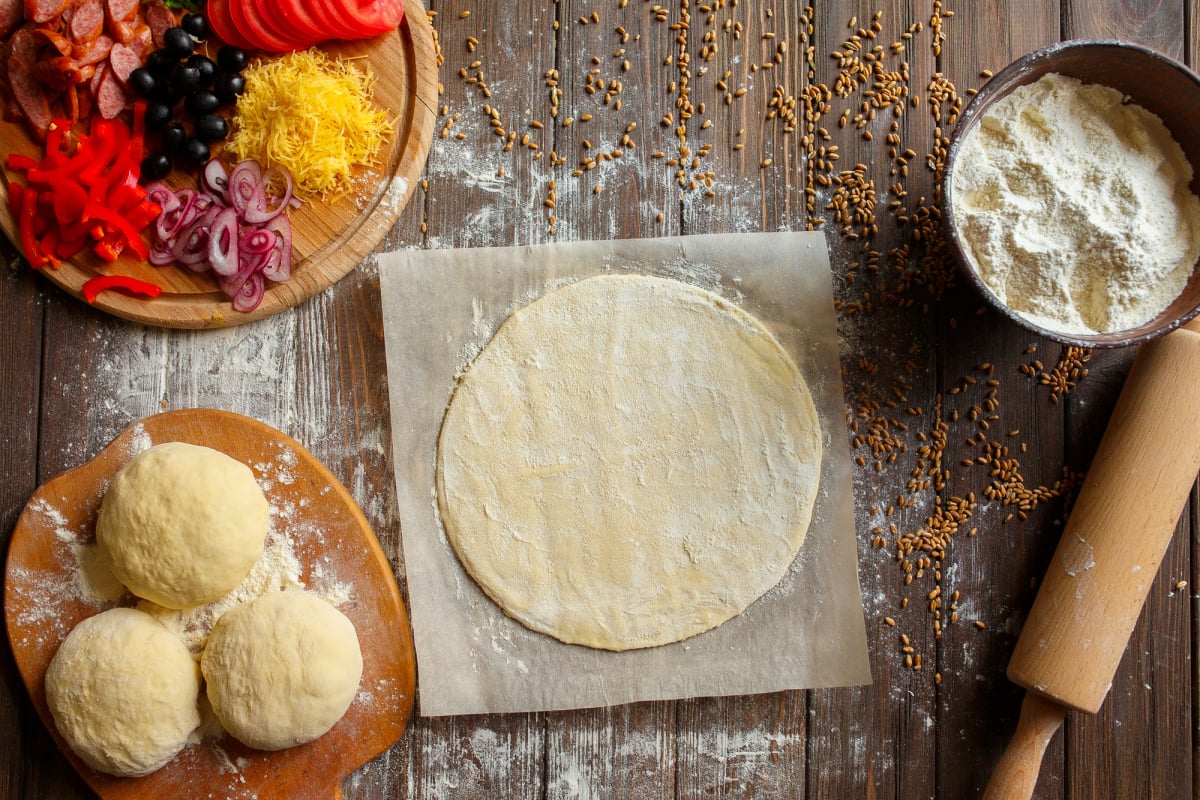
[45,608,201,777]
[96,442,270,609]
[201,591,363,751]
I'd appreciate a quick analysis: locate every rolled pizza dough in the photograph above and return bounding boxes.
[45,608,201,777]
[201,591,363,751]
[436,274,823,651]
[96,442,270,609]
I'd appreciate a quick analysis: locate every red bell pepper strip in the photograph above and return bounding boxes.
[81,203,149,259]
[19,187,48,268]
[92,232,126,263]
[49,179,88,226]
[7,153,39,173]
[81,274,162,303]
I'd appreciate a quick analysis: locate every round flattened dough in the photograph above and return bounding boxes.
[436,274,823,650]
[201,591,363,751]
[45,607,201,777]
[96,442,270,609]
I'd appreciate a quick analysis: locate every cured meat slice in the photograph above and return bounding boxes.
[33,26,72,56]
[73,33,113,66]
[0,0,23,39]
[26,0,70,25]
[143,2,173,48]
[8,54,50,136]
[95,62,125,118]
[107,40,140,83]
[103,0,135,23]
[67,0,104,44]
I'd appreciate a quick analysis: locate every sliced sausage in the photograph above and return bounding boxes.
[26,0,69,25]
[8,54,51,137]
[107,40,139,84]
[67,0,104,44]
[10,23,41,65]
[127,24,151,57]
[34,26,73,56]
[144,2,174,48]
[72,32,113,65]
[0,0,23,39]
[95,63,125,118]
[104,0,136,24]
[87,57,105,95]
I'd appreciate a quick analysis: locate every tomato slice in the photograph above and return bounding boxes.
[206,0,257,50]
[245,0,312,51]
[228,0,295,52]
[302,0,364,40]
[267,0,325,46]
[327,0,404,37]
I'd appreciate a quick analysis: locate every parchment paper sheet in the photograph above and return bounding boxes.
[379,232,870,717]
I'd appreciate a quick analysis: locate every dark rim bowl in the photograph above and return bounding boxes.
[942,39,1200,349]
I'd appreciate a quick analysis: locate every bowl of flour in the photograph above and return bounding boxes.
[944,40,1200,347]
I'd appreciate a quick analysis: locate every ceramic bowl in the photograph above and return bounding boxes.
[942,40,1200,348]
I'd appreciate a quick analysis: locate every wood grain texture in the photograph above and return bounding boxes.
[2,1,1198,798]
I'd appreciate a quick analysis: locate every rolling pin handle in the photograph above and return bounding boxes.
[982,692,1067,800]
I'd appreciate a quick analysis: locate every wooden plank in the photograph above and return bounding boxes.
[0,241,53,800]
[1059,2,1192,798]
[932,3,1064,799]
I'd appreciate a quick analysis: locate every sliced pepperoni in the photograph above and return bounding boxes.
[8,54,51,137]
[26,0,69,25]
[67,0,104,44]
[0,0,23,39]
[107,41,140,83]
[143,1,175,48]
[95,63,125,118]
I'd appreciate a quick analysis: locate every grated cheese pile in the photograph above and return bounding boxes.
[226,49,393,201]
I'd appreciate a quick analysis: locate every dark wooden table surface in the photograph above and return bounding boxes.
[2,1,1198,798]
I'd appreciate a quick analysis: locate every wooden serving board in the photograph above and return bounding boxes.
[0,9,437,329]
[3,409,416,800]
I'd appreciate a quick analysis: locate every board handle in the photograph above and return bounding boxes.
[982,693,1067,800]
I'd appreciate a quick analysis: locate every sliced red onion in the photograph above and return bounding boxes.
[202,158,231,202]
[149,158,301,312]
[207,207,240,277]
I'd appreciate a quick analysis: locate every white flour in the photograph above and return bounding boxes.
[951,73,1200,334]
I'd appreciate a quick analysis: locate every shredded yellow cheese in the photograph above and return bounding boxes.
[226,49,393,202]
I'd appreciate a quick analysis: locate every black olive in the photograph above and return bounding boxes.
[193,114,229,143]
[216,46,248,73]
[213,72,246,104]
[146,49,177,77]
[140,151,172,182]
[160,122,187,154]
[186,54,217,88]
[144,101,173,131]
[180,12,208,40]
[128,67,157,98]
[163,27,195,58]
[185,90,220,116]
[180,137,211,166]
[166,64,201,101]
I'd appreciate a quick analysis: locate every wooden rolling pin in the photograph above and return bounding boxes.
[983,317,1200,800]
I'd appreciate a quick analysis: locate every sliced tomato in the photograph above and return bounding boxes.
[207,0,257,49]
[243,0,311,51]
[331,0,404,35]
[227,0,294,51]
[303,0,364,40]
[265,0,325,46]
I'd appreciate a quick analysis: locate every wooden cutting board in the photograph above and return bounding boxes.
[0,10,437,329]
[3,409,416,800]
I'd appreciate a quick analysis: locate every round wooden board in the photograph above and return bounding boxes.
[3,409,416,800]
[0,11,437,329]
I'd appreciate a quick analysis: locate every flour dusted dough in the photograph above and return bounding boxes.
[201,591,363,751]
[436,274,823,650]
[96,442,270,609]
[45,608,201,777]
